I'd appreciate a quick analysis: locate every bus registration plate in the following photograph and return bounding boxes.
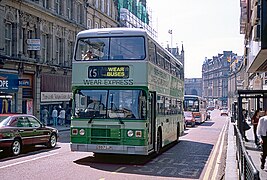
[96,145,112,150]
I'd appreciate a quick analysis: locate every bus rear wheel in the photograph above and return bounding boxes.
[156,129,162,154]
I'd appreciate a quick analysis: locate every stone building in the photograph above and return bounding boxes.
[202,51,238,107]
[0,0,117,120]
[184,78,202,97]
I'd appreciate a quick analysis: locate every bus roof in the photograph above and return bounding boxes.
[77,28,147,38]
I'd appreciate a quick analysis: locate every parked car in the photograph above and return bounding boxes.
[0,114,58,156]
[220,108,229,116]
[184,111,196,127]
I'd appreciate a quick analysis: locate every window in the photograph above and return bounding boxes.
[157,95,165,115]
[107,0,110,16]
[55,37,63,65]
[101,0,105,12]
[55,0,61,14]
[148,39,156,64]
[5,23,12,56]
[87,19,92,29]
[41,34,48,63]
[27,117,41,128]
[42,0,49,9]
[95,22,99,29]
[75,36,145,61]
[66,0,73,19]
[95,0,99,9]
[67,41,74,67]
[74,89,146,119]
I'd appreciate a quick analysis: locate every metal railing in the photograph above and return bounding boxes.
[234,124,260,180]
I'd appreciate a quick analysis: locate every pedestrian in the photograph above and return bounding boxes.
[242,109,250,142]
[58,108,66,126]
[257,110,267,169]
[52,106,58,127]
[41,107,49,125]
[251,109,260,147]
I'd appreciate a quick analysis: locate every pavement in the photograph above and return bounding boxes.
[226,118,267,179]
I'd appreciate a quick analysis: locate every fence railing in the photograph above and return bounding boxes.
[234,124,260,180]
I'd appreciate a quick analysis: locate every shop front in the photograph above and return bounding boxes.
[40,92,72,125]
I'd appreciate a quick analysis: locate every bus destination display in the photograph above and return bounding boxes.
[88,66,129,79]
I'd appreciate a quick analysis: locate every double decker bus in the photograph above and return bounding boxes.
[70,28,184,155]
[184,95,207,124]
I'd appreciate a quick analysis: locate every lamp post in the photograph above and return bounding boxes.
[168,29,173,48]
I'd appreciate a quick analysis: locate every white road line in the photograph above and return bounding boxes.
[112,167,126,174]
[211,121,228,179]
[202,122,227,180]
[0,152,59,170]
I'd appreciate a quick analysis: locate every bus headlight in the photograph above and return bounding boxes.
[135,130,142,137]
[72,129,78,135]
[79,129,85,136]
[127,130,134,137]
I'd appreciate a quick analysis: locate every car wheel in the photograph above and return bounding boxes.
[11,139,22,156]
[47,133,57,148]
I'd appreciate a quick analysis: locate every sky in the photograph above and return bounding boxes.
[147,0,245,78]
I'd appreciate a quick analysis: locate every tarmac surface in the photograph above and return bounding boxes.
[50,118,267,179]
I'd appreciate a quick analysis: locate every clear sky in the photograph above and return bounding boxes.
[147,0,245,78]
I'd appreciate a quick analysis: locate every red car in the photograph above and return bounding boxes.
[184,111,196,127]
[0,114,58,156]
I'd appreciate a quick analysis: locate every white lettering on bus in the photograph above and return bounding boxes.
[83,79,133,86]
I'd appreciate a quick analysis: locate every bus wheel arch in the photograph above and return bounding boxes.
[156,127,162,154]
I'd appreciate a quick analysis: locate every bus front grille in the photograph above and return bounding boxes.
[90,125,122,144]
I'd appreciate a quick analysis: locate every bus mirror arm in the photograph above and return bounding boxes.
[118,117,124,125]
[88,114,96,124]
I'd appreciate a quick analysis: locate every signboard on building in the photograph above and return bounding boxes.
[0,74,18,92]
[27,39,40,50]
[253,75,263,90]
[41,92,72,102]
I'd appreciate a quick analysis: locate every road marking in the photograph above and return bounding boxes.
[112,167,126,174]
[202,122,227,179]
[211,122,228,179]
[0,152,59,169]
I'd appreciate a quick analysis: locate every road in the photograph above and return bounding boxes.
[0,110,228,180]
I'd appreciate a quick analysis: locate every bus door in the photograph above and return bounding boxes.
[148,92,156,151]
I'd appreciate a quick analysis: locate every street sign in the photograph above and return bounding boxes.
[27,39,40,50]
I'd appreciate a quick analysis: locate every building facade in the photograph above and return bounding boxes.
[0,0,117,120]
[238,0,267,110]
[202,51,238,107]
[184,78,202,97]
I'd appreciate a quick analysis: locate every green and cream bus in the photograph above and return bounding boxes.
[70,28,184,155]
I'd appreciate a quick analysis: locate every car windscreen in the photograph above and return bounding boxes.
[0,116,11,126]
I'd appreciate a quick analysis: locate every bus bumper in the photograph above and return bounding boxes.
[70,143,149,155]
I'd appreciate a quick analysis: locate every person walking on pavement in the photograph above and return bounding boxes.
[41,107,49,125]
[257,110,267,169]
[52,106,58,127]
[242,109,250,142]
[251,109,260,147]
[58,108,66,126]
